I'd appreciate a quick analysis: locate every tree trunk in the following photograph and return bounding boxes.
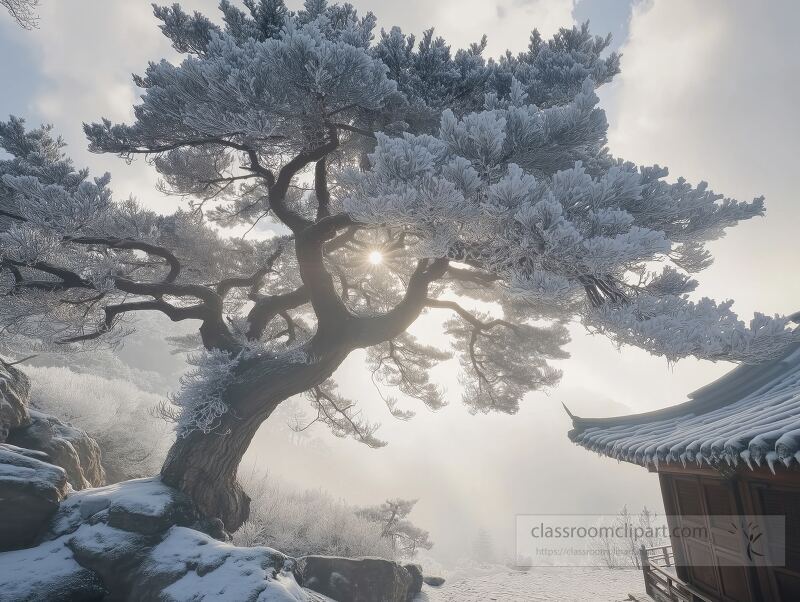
[160,342,349,532]
[160,410,268,531]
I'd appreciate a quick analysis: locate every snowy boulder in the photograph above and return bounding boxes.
[0,535,106,602]
[403,563,424,597]
[0,477,330,601]
[422,575,445,587]
[0,444,68,551]
[132,526,314,602]
[296,556,415,602]
[0,359,31,443]
[8,409,105,490]
[47,477,198,539]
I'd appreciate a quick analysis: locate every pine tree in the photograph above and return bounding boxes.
[0,1,795,530]
[1,0,39,29]
[356,499,433,557]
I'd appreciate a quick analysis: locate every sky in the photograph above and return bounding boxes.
[2,0,799,564]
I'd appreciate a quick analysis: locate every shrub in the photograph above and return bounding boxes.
[25,365,171,482]
[234,471,396,559]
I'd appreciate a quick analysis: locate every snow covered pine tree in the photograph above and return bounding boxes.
[357,499,433,557]
[0,1,795,531]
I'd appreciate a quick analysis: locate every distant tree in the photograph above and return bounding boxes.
[0,1,795,531]
[473,527,496,564]
[357,498,433,557]
[1,0,39,29]
[595,505,665,569]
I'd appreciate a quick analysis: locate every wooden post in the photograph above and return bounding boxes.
[640,544,653,596]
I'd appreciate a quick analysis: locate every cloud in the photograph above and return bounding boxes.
[7,0,574,213]
[9,0,217,211]
[336,0,575,57]
[604,0,800,318]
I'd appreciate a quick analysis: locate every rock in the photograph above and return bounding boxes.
[0,536,107,602]
[0,445,68,551]
[130,526,306,602]
[403,563,424,598]
[1,475,369,601]
[22,477,318,601]
[8,409,105,489]
[47,477,197,539]
[0,359,30,443]
[423,575,446,587]
[0,361,105,490]
[297,556,414,602]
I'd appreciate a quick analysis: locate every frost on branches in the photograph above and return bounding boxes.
[169,349,240,437]
[0,0,795,452]
[356,498,433,558]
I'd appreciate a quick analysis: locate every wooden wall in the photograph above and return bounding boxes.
[657,465,800,602]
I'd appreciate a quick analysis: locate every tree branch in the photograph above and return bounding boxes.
[57,299,208,343]
[351,259,449,347]
[424,298,519,332]
[66,237,181,283]
[4,259,92,291]
[445,265,500,286]
[0,208,27,222]
[331,122,376,140]
[215,248,282,298]
[268,129,339,233]
[315,157,331,220]
[246,285,310,340]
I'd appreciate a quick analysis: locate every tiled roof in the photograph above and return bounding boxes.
[567,342,800,472]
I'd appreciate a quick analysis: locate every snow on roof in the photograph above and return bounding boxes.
[567,341,800,473]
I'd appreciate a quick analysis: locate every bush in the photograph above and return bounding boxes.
[234,471,396,559]
[25,365,171,482]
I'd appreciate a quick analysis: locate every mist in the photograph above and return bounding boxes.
[2,0,798,578]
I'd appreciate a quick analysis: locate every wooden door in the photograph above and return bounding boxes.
[662,473,756,602]
[745,481,800,601]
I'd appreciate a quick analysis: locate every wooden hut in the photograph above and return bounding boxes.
[567,342,800,601]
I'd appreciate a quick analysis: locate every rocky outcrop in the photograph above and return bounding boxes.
[0,359,105,491]
[0,444,69,551]
[296,555,415,602]
[403,563,424,597]
[0,360,30,442]
[0,473,435,601]
[0,361,107,552]
[0,535,107,602]
[8,410,105,490]
[0,478,324,602]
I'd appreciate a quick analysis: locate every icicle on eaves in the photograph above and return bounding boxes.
[741,450,753,470]
[766,451,778,475]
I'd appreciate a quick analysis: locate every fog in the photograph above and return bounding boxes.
[2,0,798,566]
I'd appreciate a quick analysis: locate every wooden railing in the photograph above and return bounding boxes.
[639,545,715,602]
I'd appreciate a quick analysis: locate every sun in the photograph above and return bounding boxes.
[367,250,383,265]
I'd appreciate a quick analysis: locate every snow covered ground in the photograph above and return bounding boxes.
[418,566,648,602]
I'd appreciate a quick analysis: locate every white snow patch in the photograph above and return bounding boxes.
[52,476,175,535]
[0,538,90,602]
[418,566,647,601]
[149,527,313,602]
[0,445,66,489]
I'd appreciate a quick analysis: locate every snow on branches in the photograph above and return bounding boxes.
[0,1,795,449]
[342,78,790,366]
[169,348,240,437]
